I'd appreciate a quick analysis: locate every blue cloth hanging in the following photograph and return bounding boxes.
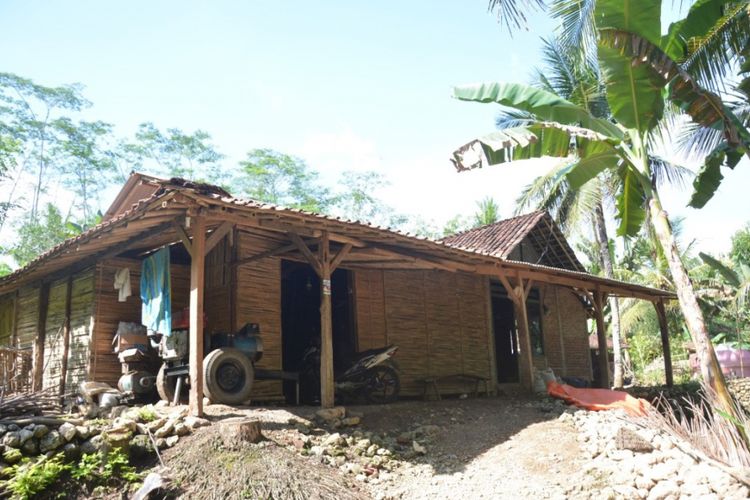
[141,247,172,336]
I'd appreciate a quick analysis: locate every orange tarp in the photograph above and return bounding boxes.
[547,381,652,417]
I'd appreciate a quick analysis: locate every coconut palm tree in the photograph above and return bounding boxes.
[450,0,750,425]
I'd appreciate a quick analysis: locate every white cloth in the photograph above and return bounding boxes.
[114,267,132,302]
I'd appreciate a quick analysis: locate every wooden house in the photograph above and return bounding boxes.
[0,174,675,415]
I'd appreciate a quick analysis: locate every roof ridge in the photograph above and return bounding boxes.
[440,209,547,241]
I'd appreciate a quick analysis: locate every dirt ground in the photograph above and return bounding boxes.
[153,395,596,499]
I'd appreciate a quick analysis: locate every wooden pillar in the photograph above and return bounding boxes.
[654,300,673,387]
[592,291,610,389]
[484,277,497,393]
[498,273,534,390]
[189,216,206,416]
[32,282,50,392]
[59,275,74,396]
[319,231,335,408]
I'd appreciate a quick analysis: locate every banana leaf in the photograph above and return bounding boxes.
[688,141,744,208]
[452,82,623,139]
[615,164,648,237]
[450,121,615,172]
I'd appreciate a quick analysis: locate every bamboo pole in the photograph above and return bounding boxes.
[655,300,674,387]
[59,275,73,397]
[32,283,50,392]
[189,216,206,416]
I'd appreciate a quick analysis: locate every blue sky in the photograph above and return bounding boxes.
[1,0,747,254]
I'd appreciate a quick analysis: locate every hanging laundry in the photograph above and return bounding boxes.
[141,247,172,336]
[113,267,132,302]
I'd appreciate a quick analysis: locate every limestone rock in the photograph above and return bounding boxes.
[2,432,20,448]
[647,480,679,500]
[412,441,426,455]
[18,429,33,445]
[32,425,49,439]
[129,434,154,459]
[20,438,38,455]
[173,422,190,436]
[342,417,361,427]
[81,435,110,455]
[184,416,210,430]
[165,435,179,447]
[62,442,80,461]
[323,433,345,447]
[58,422,77,442]
[40,431,64,453]
[616,427,654,453]
[316,407,346,422]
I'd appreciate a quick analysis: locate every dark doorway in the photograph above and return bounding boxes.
[280,260,355,403]
[490,281,519,383]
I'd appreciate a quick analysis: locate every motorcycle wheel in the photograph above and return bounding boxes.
[364,365,400,404]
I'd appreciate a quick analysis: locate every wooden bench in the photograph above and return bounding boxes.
[418,374,491,401]
[254,369,300,404]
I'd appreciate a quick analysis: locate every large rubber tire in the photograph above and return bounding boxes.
[364,365,400,404]
[203,348,255,405]
[156,364,188,404]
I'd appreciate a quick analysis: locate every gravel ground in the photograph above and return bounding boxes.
[149,395,750,499]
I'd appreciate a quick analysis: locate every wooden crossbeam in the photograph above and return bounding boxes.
[329,243,352,273]
[172,221,194,258]
[289,232,322,276]
[204,221,234,256]
[235,242,299,266]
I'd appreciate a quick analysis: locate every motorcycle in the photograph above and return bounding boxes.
[300,344,401,404]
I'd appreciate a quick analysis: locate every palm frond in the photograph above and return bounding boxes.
[683,3,750,93]
[495,108,537,129]
[488,0,547,33]
[549,0,597,59]
[650,154,694,189]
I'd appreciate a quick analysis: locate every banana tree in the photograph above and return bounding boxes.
[450,0,750,425]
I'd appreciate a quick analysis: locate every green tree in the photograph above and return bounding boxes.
[53,118,117,227]
[0,72,89,227]
[10,204,79,266]
[331,170,388,222]
[451,0,748,421]
[473,197,500,227]
[730,224,750,265]
[236,148,330,212]
[121,122,225,183]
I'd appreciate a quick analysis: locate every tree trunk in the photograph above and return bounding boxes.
[594,200,625,388]
[648,196,741,423]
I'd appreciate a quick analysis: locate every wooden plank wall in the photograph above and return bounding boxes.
[15,286,39,350]
[0,295,13,345]
[355,269,492,396]
[91,257,190,386]
[235,232,283,400]
[42,278,68,390]
[65,270,95,393]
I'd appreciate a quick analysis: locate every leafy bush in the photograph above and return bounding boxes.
[136,406,158,423]
[2,450,140,499]
[4,454,69,500]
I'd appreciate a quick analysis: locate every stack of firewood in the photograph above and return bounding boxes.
[0,388,61,418]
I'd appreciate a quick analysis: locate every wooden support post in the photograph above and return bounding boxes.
[59,275,74,396]
[498,273,534,390]
[319,231,335,408]
[655,300,673,387]
[593,291,610,389]
[32,283,51,392]
[189,216,206,416]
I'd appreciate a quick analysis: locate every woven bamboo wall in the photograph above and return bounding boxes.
[204,236,232,336]
[65,269,95,393]
[354,269,491,396]
[352,270,387,350]
[91,257,190,386]
[235,232,283,400]
[0,295,13,345]
[42,279,68,390]
[15,286,39,350]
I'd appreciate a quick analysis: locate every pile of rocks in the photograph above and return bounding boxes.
[728,378,750,414]
[0,401,210,470]
[560,408,749,499]
[276,406,439,484]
